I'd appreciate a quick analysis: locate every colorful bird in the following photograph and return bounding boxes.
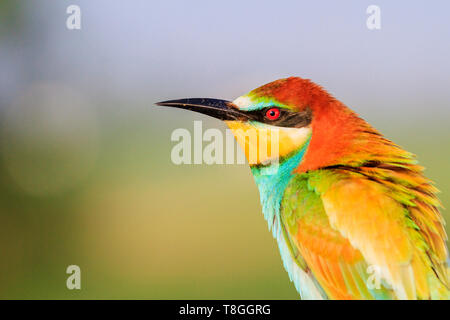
[156,77,449,299]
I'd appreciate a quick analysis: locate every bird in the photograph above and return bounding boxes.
[156,77,449,300]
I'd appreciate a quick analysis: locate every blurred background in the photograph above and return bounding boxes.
[0,0,449,299]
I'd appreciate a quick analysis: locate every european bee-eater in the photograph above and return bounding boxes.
[156,77,449,300]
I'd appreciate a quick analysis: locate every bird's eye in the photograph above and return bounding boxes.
[265,107,281,120]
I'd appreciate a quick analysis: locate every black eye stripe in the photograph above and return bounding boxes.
[244,107,312,128]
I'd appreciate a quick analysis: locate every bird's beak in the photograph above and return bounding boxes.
[155,98,247,121]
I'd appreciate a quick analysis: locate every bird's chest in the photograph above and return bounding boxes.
[251,146,310,235]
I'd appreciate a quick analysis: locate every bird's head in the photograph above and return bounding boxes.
[157,77,383,173]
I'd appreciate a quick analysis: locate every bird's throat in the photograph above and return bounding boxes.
[225,120,311,166]
[250,138,311,236]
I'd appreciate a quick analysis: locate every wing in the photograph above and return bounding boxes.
[304,168,449,300]
[281,176,394,299]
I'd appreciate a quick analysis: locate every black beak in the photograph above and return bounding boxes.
[155,98,247,121]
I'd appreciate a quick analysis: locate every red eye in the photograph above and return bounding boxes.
[265,107,280,120]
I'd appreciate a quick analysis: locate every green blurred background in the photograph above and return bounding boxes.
[0,1,449,299]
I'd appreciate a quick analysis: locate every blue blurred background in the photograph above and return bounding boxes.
[0,0,449,298]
